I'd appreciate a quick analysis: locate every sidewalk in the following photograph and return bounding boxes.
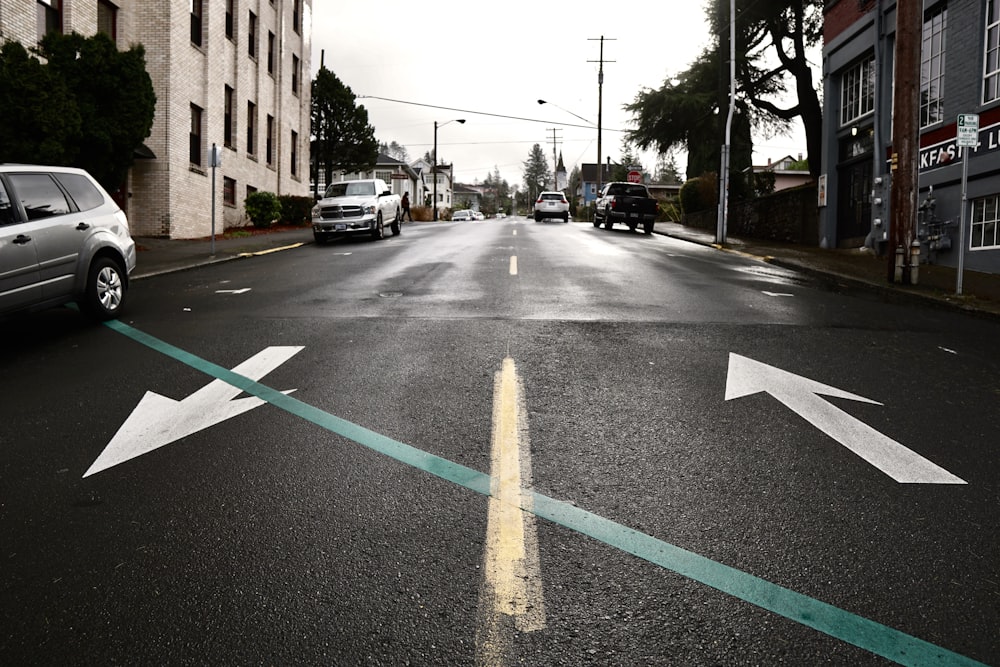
[649,220,1000,320]
[131,220,1000,320]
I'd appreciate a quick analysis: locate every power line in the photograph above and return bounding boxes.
[357,95,623,132]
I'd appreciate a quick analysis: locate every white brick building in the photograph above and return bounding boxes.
[0,0,312,239]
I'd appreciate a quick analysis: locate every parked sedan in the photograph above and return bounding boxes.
[452,209,475,221]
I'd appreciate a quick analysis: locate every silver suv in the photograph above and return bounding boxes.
[534,191,569,222]
[0,165,136,320]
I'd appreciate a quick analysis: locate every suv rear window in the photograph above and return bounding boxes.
[541,193,563,201]
[7,173,71,220]
[55,173,105,212]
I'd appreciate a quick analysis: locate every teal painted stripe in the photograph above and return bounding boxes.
[103,320,988,667]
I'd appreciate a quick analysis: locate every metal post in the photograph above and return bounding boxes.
[432,121,438,221]
[716,0,735,245]
[211,142,217,256]
[957,150,969,295]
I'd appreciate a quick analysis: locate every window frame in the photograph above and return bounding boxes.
[190,103,204,166]
[190,0,203,47]
[921,4,947,128]
[970,194,1000,250]
[840,55,876,127]
[248,11,257,59]
[246,101,257,157]
[985,0,1000,103]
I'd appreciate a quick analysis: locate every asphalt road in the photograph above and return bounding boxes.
[2,218,997,666]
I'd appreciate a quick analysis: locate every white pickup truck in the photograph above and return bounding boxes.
[311,178,402,243]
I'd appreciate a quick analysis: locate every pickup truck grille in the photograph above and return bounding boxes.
[318,205,363,220]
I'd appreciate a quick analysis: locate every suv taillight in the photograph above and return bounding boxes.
[536,197,543,203]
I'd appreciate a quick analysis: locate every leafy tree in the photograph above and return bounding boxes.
[611,140,642,181]
[0,41,81,166]
[311,67,378,194]
[627,50,753,188]
[481,166,509,213]
[627,0,821,183]
[37,32,155,190]
[737,0,823,179]
[378,140,409,163]
[654,151,682,184]
[522,144,550,203]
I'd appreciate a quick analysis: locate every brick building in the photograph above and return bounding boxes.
[0,0,311,239]
[821,0,1000,274]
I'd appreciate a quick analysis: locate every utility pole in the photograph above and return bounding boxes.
[888,0,922,284]
[588,36,615,198]
[547,128,562,190]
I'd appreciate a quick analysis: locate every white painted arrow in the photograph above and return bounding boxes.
[84,346,303,477]
[215,288,252,294]
[725,353,965,484]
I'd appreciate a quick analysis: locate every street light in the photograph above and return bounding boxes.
[537,99,595,126]
[433,119,465,221]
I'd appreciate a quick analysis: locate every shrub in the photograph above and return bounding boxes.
[279,194,313,226]
[679,173,718,214]
[410,205,433,222]
[244,191,282,228]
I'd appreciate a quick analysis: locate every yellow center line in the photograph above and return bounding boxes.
[476,357,546,666]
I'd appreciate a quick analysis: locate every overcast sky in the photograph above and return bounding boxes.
[309,1,809,187]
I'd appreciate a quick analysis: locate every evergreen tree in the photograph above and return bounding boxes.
[0,41,81,166]
[37,32,155,190]
[311,67,378,193]
[522,144,550,203]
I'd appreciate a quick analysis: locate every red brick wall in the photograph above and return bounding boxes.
[825,0,877,42]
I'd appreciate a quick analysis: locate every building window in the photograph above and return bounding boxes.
[223,177,236,206]
[37,0,62,39]
[190,0,202,46]
[292,55,300,95]
[971,195,1000,249]
[985,0,1000,103]
[224,86,235,148]
[246,185,257,204]
[266,115,274,165]
[248,11,257,58]
[376,170,392,183]
[246,101,256,156]
[921,5,947,128]
[840,55,875,127]
[293,0,301,34]
[190,104,203,166]
[97,0,117,41]
[290,130,298,176]
[225,0,234,39]
[268,32,276,75]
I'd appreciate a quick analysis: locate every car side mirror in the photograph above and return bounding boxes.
[381,190,392,197]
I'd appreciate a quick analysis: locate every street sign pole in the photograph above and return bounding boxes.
[955,114,978,295]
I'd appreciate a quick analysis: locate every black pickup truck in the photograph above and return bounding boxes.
[593,182,660,234]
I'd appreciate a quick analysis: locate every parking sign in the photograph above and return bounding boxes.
[957,114,979,147]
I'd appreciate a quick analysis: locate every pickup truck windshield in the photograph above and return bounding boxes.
[325,182,376,198]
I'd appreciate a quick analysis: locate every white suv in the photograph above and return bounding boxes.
[0,164,136,320]
[534,191,569,222]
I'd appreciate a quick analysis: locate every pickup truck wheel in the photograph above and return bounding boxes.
[313,232,328,245]
[628,222,637,232]
[371,212,384,241]
[592,217,601,228]
[390,209,401,236]
[643,221,654,235]
[604,208,614,230]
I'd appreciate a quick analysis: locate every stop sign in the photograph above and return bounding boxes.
[627,170,642,183]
